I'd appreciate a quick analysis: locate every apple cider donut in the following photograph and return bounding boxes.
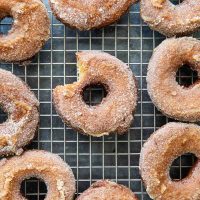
[140,122,200,200]
[140,0,200,37]
[0,150,76,200]
[147,37,200,122]
[53,51,137,137]
[0,69,39,156]
[77,180,138,200]
[49,0,137,31]
[0,0,50,62]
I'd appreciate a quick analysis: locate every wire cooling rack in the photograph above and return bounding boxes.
[0,0,200,199]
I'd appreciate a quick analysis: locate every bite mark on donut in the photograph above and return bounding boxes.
[63,84,79,98]
[53,51,137,136]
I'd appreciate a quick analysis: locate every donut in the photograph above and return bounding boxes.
[0,0,50,62]
[53,51,137,137]
[77,180,138,200]
[0,69,39,156]
[0,150,76,200]
[147,37,200,122]
[49,0,137,31]
[140,0,200,37]
[139,122,200,200]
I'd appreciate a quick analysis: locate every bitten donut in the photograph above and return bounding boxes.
[0,69,39,156]
[53,51,137,137]
[140,0,200,37]
[0,0,50,62]
[49,0,137,31]
[140,122,200,200]
[147,37,200,122]
[77,180,138,200]
[0,150,76,200]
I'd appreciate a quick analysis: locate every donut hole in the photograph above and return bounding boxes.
[170,0,184,5]
[169,153,197,181]
[20,177,47,199]
[82,83,108,106]
[176,64,199,87]
[0,17,13,35]
[0,107,8,123]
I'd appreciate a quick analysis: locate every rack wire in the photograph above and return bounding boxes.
[0,0,200,199]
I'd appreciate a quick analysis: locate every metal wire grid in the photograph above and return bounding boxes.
[0,0,200,199]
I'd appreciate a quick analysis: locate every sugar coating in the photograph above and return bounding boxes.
[0,0,50,62]
[0,150,76,200]
[53,51,138,137]
[49,0,137,31]
[151,0,165,8]
[140,122,200,199]
[0,69,39,156]
[77,180,138,200]
[147,37,200,122]
[141,0,200,37]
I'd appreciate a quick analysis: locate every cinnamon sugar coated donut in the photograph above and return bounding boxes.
[0,0,50,62]
[77,180,138,200]
[139,122,200,200]
[0,69,39,156]
[53,51,137,137]
[0,150,76,200]
[140,0,200,37]
[147,37,200,122]
[49,0,137,31]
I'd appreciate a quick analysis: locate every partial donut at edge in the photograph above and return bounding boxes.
[140,0,200,37]
[0,69,39,156]
[0,150,76,200]
[147,37,200,122]
[77,180,138,200]
[49,0,138,31]
[139,122,200,200]
[0,0,50,62]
